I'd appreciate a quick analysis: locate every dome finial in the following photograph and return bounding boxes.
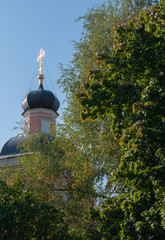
[37,48,45,74]
[37,48,45,85]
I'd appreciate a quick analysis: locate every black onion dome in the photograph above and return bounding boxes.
[0,135,54,157]
[0,136,28,156]
[22,76,60,113]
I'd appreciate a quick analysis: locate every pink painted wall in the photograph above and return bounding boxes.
[25,111,56,134]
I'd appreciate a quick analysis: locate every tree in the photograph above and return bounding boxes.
[1,0,160,237]
[77,1,165,239]
[0,180,70,240]
[2,131,116,233]
[56,0,160,233]
[58,0,159,96]
[57,0,157,201]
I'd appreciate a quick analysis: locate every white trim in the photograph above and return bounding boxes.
[23,108,58,119]
[25,113,56,122]
[0,152,32,160]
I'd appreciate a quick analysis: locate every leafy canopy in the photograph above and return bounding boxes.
[77,1,165,239]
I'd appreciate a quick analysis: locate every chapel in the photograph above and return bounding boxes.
[0,49,60,166]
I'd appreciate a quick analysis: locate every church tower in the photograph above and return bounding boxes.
[22,49,60,135]
[0,49,60,160]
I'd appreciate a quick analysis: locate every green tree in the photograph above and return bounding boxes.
[58,0,159,197]
[59,0,158,96]
[1,0,160,237]
[77,1,165,239]
[56,0,159,233]
[57,0,157,202]
[1,131,115,233]
[0,180,70,240]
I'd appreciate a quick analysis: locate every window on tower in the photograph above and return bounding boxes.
[41,119,50,134]
[25,121,30,134]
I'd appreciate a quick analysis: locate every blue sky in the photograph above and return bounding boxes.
[0,0,106,149]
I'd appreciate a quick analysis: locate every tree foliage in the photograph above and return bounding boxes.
[58,0,159,96]
[57,0,157,204]
[2,131,116,232]
[0,180,70,240]
[0,0,162,238]
[77,1,165,239]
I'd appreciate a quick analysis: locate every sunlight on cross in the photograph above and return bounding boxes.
[37,48,45,74]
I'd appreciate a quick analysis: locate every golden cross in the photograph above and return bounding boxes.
[37,48,45,74]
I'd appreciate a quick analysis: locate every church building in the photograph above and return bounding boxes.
[0,49,60,167]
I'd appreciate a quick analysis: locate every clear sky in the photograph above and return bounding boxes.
[0,0,106,149]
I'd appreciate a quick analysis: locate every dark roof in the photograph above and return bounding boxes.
[22,82,60,114]
[0,135,55,157]
[0,136,28,156]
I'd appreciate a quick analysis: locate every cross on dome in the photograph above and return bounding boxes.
[37,48,45,75]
